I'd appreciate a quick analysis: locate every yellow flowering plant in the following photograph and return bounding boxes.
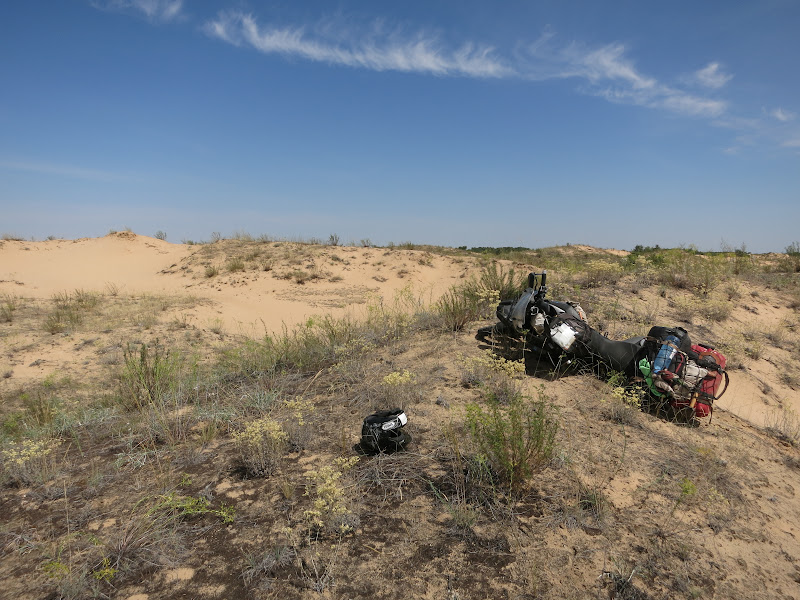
[1,438,57,485]
[232,417,288,477]
[303,456,359,537]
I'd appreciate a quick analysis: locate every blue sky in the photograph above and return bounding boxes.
[1,1,798,252]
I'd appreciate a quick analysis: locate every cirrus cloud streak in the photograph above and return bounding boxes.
[204,12,728,120]
[204,11,512,78]
[94,0,183,23]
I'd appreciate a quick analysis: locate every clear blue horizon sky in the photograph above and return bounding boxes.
[1,1,798,252]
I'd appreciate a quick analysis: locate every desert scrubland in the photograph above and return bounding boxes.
[1,232,799,599]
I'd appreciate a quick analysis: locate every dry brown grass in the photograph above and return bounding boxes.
[3,244,800,599]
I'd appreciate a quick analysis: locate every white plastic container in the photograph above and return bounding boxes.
[550,323,577,351]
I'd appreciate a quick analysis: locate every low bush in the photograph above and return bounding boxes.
[380,369,421,408]
[303,456,359,537]
[585,260,624,288]
[1,438,58,485]
[475,262,527,302]
[232,416,288,477]
[765,406,800,446]
[435,288,481,331]
[119,341,185,411]
[226,258,246,272]
[603,382,644,424]
[0,293,17,322]
[242,545,297,588]
[434,264,525,331]
[103,491,232,580]
[465,388,559,491]
[43,290,102,333]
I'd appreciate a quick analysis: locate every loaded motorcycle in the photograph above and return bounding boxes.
[476,271,728,420]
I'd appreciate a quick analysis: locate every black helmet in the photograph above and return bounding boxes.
[360,408,410,455]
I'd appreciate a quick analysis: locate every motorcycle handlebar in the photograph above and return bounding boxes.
[528,271,548,289]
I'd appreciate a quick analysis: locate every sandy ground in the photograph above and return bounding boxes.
[0,233,464,332]
[2,234,800,600]
[2,232,797,428]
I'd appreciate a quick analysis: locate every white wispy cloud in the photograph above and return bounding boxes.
[769,107,796,122]
[204,11,511,78]
[656,92,727,117]
[558,42,656,89]
[694,62,732,89]
[95,0,183,23]
[713,113,800,152]
[0,160,134,182]
[523,39,726,117]
[204,13,729,120]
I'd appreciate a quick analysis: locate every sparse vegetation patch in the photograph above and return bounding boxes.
[2,239,800,599]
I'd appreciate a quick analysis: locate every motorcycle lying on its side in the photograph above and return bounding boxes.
[477,270,609,368]
[476,271,728,420]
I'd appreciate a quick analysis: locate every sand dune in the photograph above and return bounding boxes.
[2,234,799,600]
[1,232,468,334]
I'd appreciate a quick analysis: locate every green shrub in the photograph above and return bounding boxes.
[119,341,183,411]
[0,294,17,323]
[289,269,310,284]
[434,263,526,331]
[585,260,624,288]
[44,307,82,334]
[153,491,235,524]
[435,288,481,331]
[699,295,733,321]
[475,262,527,302]
[43,289,101,333]
[219,315,361,377]
[23,391,61,428]
[70,289,100,310]
[226,257,246,272]
[459,350,525,388]
[646,250,724,294]
[465,389,559,491]
[105,491,232,578]
[231,230,254,241]
[380,369,422,407]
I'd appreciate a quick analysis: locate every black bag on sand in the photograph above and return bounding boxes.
[360,409,411,455]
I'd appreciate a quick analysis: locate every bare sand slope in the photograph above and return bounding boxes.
[0,232,469,334]
[0,232,189,296]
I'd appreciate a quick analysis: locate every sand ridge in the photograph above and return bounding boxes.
[1,233,470,335]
